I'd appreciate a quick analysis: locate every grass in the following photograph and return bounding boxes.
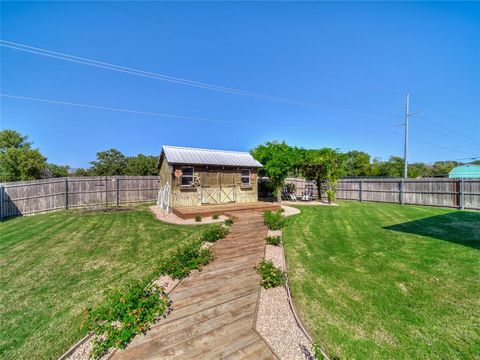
[0,206,201,360]
[283,201,480,359]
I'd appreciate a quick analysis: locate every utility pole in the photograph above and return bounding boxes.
[403,92,410,179]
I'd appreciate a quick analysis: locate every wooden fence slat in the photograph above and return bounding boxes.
[284,177,480,210]
[0,176,160,218]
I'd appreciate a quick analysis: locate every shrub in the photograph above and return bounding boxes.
[254,260,285,289]
[263,209,286,230]
[194,215,202,222]
[158,241,214,279]
[326,189,336,204]
[201,224,229,243]
[83,280,169,359]
[224,217,235,226]
[212,213,220,220]
[265,235,282,246]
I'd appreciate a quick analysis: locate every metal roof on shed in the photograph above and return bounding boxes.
[161,145,263,167]
[448,164,480,179]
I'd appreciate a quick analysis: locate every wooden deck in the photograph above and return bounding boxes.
[112,211,277,360]
[172,201,280,219]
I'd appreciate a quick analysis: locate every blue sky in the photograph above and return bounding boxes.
[1,1,479,168]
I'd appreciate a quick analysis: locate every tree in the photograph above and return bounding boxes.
[408,163,429,178]
[370,156,404,177]
[251,141,298,202]
[0,129,47,182]
[344,150,371,176]
[0,129,31,149]
[125,154,158,176]
[299,148,346,202]
[45,163,70,178]
[72,168,90,177]
[89,149,127,176]
[430,161,460,177]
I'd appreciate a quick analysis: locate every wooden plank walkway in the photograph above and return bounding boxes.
[112,211,277,360]
[172,202,280,219]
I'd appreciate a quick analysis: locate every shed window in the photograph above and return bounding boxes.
[181,167,194,186]
[241,169,251,186]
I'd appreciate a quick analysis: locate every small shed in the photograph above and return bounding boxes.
[157,145,263,209]
[448,164,480,179]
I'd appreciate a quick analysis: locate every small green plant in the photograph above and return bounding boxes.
[265,235,282,246]
[201,224,229,243]
[263,209,286,230]
[158,241,214,279]
[311,341,329,359]
[326,189,336,204]
[212,213,220,220]
[194,215,202,222]
[254,259,285,289]
[83,280,169,359]
[224,217,235,226]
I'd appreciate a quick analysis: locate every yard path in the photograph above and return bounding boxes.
[112,211,277,360]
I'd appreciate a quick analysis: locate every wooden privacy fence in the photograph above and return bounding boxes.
[0,176,160,218]
[284,177,480,210]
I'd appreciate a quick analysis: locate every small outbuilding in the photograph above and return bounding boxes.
[157,145,263,209]
[448,164,480,179]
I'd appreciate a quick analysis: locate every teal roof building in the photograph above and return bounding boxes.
[448,164,480,178]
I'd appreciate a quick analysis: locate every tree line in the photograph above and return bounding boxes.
[1,129,475,183]
[0,130,157,182]
[251,142,477,202]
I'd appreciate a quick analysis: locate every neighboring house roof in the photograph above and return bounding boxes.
[448,164,480,178]
[159,145,263,168]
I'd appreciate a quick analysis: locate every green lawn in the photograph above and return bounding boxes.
[284,202,480,359]
[0,207,201,360]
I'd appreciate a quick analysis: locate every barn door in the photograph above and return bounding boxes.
[220,170,236,204]
[202,170,220,204]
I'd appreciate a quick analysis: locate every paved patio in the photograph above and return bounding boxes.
[112,211,277,360]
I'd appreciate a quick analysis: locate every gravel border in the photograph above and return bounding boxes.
[281,205,301,217]
[256,241,314,359]
[149,205,227,225]
[255,207,330,360]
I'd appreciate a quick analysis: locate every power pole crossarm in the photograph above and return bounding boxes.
[403,92,410,179]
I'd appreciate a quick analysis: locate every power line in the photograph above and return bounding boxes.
[0,93,276,127]
[104,1,403,98]
[410,121,479,147]
[0,39,401,119]
[416,115,479,143]
[392,130,479,157]
[0,40,303,105]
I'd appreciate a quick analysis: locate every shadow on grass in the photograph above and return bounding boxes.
[384,211,480,249]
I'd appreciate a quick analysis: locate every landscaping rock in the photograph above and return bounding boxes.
[256,230,315,360]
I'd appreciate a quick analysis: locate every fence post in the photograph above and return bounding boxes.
[116,177,120,207]
[105,176,108,209]
[0,185,4,220]
[399,179,404,205]
[359,180,363,202]
[64,178,69,210]
[459,179,464,210]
